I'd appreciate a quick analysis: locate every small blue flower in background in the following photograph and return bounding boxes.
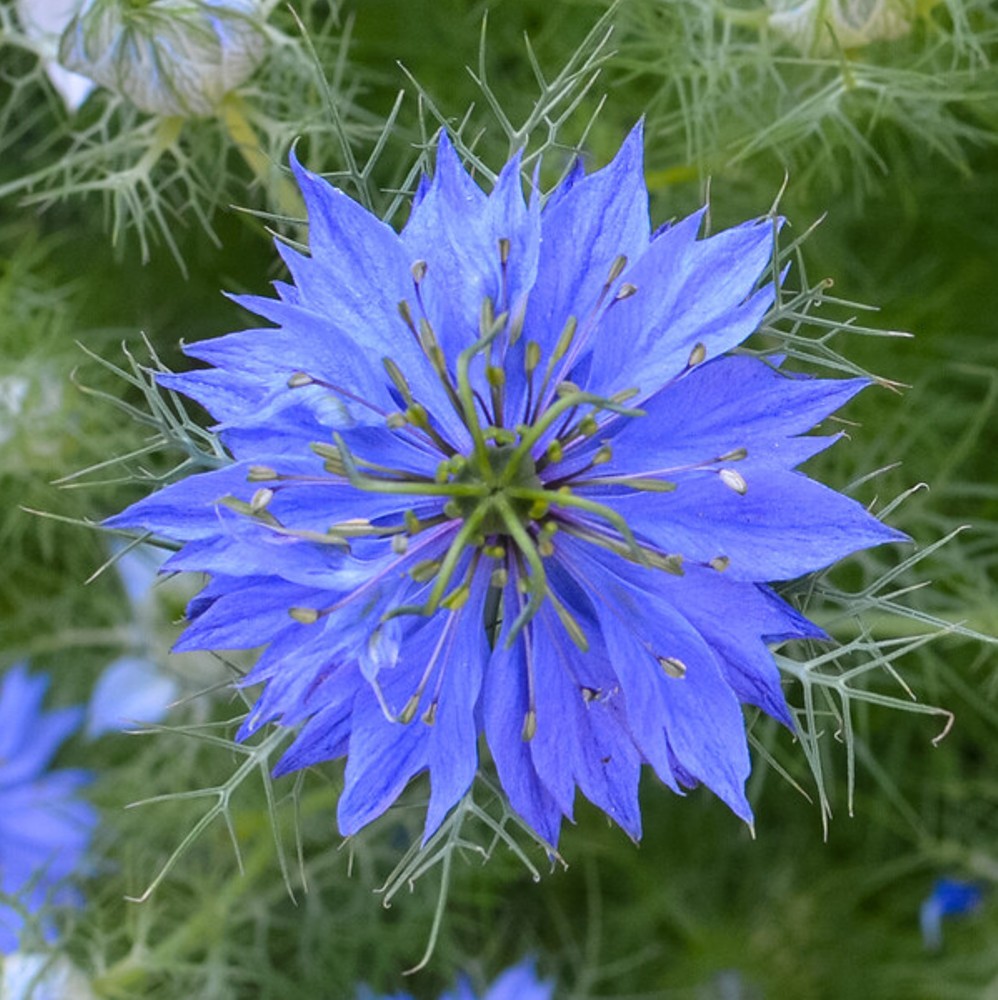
[359,958,553,1000]
[85,655,178,739]
[85,543,179,739]
[0,666,97,954]
[109,124,904,845]
[920,877,984,951]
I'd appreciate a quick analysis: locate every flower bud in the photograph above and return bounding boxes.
[768,0,912,54]
[59,0,267,117]
[15,0,96,111]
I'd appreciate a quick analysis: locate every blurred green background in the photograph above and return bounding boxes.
[1,0,997,996]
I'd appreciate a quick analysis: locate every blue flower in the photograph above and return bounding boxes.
[359,958,553,1000]
[920,877,984,951]
[0,666,97,953]
[108,124,904,845]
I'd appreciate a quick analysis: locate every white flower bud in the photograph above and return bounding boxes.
[768,0,913,54]
[58,0,268,117]
[14,0,95,112]
[1,953,97,1000]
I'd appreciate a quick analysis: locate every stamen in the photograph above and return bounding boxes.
[505,485,647,565]
[687,342,707,368]
[250,487,274,512]
[607,254,628,284]
[658,656,687,679]
[247,465,278,482]
[718,468,748,495]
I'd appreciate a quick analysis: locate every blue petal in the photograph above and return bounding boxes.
[423,572,490,836]
[484,960,555,1000]
[552,539,754,821]
[594,468,908,581]
[595,355,869,476]
[0,667,83,786]
[401,134,539,362]
[337,682,429,836]
[528,604,643,840]
[588,216,776,398]
[483,602,565,845]
[506,123,650,421]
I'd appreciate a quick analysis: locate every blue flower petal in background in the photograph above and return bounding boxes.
[920,877,984,952]
[359,958,552,1000]
[0,666,97,955]
[85,655,179,739]
[109,127,906,845]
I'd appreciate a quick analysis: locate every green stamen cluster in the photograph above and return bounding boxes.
[235,250,748,648]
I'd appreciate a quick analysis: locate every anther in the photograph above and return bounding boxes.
[524,340,541,374]
[658,656,687,679]
[486,365,506,388]
[498,237,510,265]
[422,702,438,725]
[247,465,278,482]
[709,555,730,572]
[607,254,628,284]
[411,260,428,284]
[528,498,550,520]
[441,583,471,610]
[717,447,748,462]
[581,686,600,703]
[289,607,320,625]
[556,380,580,396]
[397,300,418,335]
[398,694,421,724]
[687,342,707,368]
[409,559,442,583]
[718,468,748,495]
[391,535,409,555]
[592,444,613,466]
[250,488,274,513]
[545,440,564,464]
[578,415,598,437]
[521,709,537,742]
[490,567,508,588]
[405,403,429,429]
[551,317,578,363]
[287,372,314,389]
[383,358,414,402]
[615,282,638,301]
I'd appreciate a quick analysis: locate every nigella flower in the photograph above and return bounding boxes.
[0,666,97,953]
[108,125,904,845]
[359,958,552,1000]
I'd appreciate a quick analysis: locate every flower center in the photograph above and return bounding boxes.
[448,444,543,534]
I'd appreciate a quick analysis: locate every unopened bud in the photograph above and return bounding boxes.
[60,0,268,117]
